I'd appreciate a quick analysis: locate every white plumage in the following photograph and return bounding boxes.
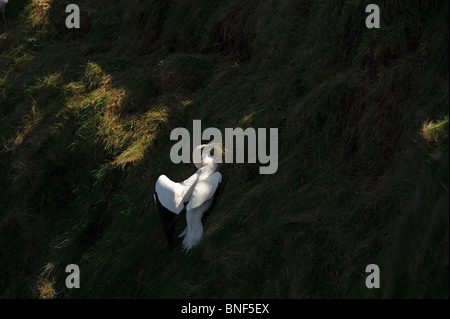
[0,0,8,31]
[155,172,198,215]
[154,143,222,251]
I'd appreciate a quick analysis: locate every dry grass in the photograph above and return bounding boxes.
[421,117,449,143]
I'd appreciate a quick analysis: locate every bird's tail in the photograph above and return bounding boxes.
[179,225,203,251]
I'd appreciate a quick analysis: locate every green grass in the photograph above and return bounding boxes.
[0,0,448,298]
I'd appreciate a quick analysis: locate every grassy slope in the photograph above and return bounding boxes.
[0,0,448,298]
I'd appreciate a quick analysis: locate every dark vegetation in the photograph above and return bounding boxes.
[0,0,448,298]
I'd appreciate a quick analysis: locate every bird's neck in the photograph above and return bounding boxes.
[199,157,216,177]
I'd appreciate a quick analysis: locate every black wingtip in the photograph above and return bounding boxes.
[154,192,176,249]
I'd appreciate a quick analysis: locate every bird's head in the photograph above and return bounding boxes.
[192,143,223,168]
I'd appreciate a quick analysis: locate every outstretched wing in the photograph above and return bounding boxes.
[186,172,222,211]
[155,173,198,214]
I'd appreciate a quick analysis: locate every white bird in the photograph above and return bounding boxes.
[0,0,8,32]
[154,143,222,251]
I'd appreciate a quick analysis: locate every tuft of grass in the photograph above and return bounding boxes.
[421,116,449,143]
[35,278,57,299]
[82,62,109,92]
[112,109,169,168]
[26,0,52,29]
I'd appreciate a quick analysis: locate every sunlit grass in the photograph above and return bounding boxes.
[12,101,42,149]
[28,0,52,28]
[82,62,110,92]
[178,99,192,110]
[112,109,168,168]
[28,72,63,90]
[36,278,57,299]
[239,112,257,126]
[421,116,449,143]
[63,60,169,170]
